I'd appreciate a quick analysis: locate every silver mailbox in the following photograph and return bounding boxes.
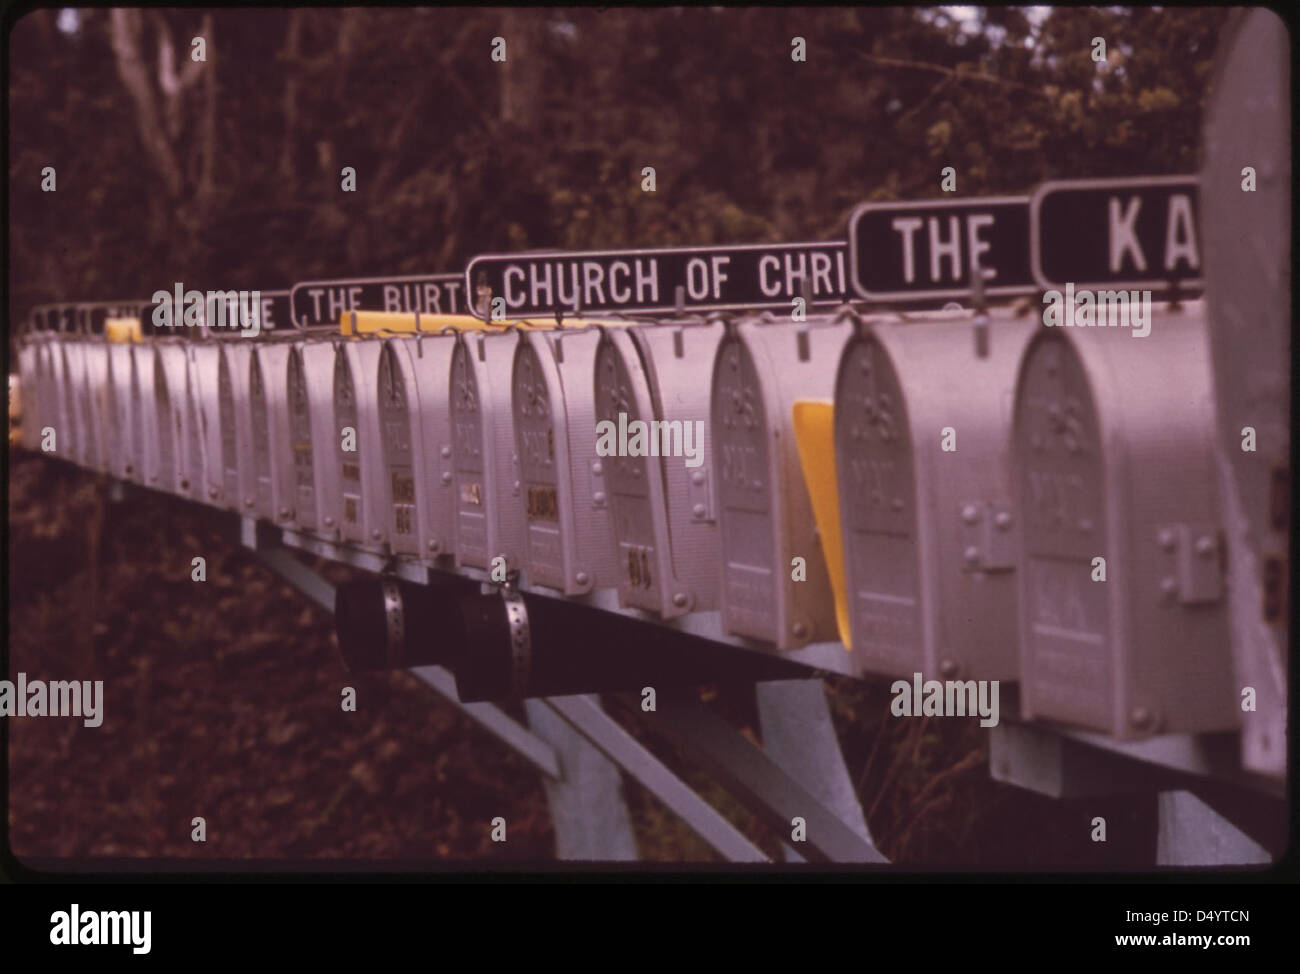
[105,343,138,480]
[450,329,526,572]
[378,336,455,559]
[334,339,388,551]
[81,340,112,473]
[286,338,342,534]
[404,332,462,561]
[216,342,256,510]
[59,342,88,466]
[37,340,67,456]
[834,308,1033,681]
[249,343,297,524]
[1012,301,1238,739]
[130,343,163,488]
[154,341,199,496]
[592,319,722,618]
[16,341,39,450]
[512,325,624,594]
[187,343,225,504]
[712,313,850,648]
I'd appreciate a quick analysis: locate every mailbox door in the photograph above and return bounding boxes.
[39,343,66,457]
[82,343,111,472]
[854,315,1031,682]
[59,344,83,465]
[514,335,569,590]
[249,350,276,517]
[1014,306,1236,739]
[713,333,777,639]
[713,319,845,649]
[182,351,205,495]
[105,344,136,480]
[514,330,620,594]
[188,344,224,504]
[287,347,318,530]
[334,347,364,543]
[17,344,38,450]
[633,323,723,615]
[552,328,622,593]
[217,344,255,512]
[158,343,198,495]
[407,334,459,561]
[153,350,177,492]
[261,345,297,526]
[593,328,691,616]
[379,340,423,555]
[297,341,342,536]
[334,341,388,550]
[28,343,47,451]
[132,344,162,488]
[450,332,524,572]
[834,331,924,677]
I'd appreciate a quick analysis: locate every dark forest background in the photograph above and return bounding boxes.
[10,6,1227,327]
[7,6,1231,863]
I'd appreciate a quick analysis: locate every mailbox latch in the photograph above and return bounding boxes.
[1156,522,1225,604]
[958,501,1016,573]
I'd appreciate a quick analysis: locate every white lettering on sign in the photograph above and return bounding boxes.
[892,217,923,283]
[1106,193,1200,276]
[1164,194,1199,272]
[966,214,996,281]
[635,258,658,303]
[504,267,526,307]
[308,286,365,322]
[929,215,962,282]
[685,257,709,300]
[1108,196,1146,273]
[712,255,730,298]
[530,263,553,309]
[583,262,606,307]
[380,282,459,314]
[810,251,832,293]
[608,261,632,302]
[892,214,998,284]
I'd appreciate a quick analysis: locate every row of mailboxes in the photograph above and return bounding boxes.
[15,298,1244,742]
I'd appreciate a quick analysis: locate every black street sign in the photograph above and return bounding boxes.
[289,273,468,328]
[257,290,292,332]
[847,197,1034,302]
[1030,176,1201,292]
[464,242,849,318]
